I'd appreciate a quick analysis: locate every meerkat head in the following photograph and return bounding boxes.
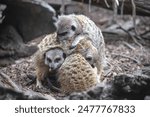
[73,36,98,68]
[56,14,82,41]
[85,50,97,68]
[81,47,97,68]
[44,48,66,72]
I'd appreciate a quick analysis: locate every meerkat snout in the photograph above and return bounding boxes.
[44,48,66,72]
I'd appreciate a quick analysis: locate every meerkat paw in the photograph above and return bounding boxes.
[36,80,43,88]
[92,67,100,83]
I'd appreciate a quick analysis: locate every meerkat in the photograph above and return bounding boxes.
[34,33,66,89]
[38,33,102,81]
[57,53,98,94]
[55,14,106,78]
[38,33,59,52]
[35,33,100,93]
[71,35,102,82]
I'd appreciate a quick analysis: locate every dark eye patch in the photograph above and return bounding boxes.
[91,64,95,68]
[47,58,52,63]
[86,56,92,61]
[71,25,76,31]
[55,58,61,63]
[58,32,68,36]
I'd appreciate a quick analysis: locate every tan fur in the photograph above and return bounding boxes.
[56,14,106,80]
[34,50,49,87]
[61,35,103,81]
[58,53,98,94]
[74,37,102,81]
[35,33,101,91]
[38,33,61,51]
[34,33,63,88]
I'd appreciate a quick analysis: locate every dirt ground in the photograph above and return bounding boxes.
[0,3,150,99]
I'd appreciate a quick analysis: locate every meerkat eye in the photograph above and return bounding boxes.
[91,64,95,68]
[58,32,68,36]
[55,57,61,63]
[71,25,76,31]
[86,56,92,61]
[47,58,52,63]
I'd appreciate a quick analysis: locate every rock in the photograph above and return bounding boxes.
[64,92,91,100]
[144,96,150,100]
[0,0,56,66]
[0,25,38,67]
[0,0,56,42]
[0,85,55,100]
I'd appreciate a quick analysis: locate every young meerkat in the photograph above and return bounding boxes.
[34,33,66,89]
[57,53,98,94]
[56,14,106,78]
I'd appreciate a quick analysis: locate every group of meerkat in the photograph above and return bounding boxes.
[34,14,106,94]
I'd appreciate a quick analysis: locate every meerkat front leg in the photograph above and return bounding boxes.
[36,70,44,88]
[93,67,100,83]
[36,79,42,88]
[97,67,103,82]
[94,59,103,83]
[36,66,49,88]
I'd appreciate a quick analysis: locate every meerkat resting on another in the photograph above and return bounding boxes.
[56,14,106,80]
[58,36,101,94]
[34,30,103,93]
[34,33,66,89]
[36,33,99,93]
